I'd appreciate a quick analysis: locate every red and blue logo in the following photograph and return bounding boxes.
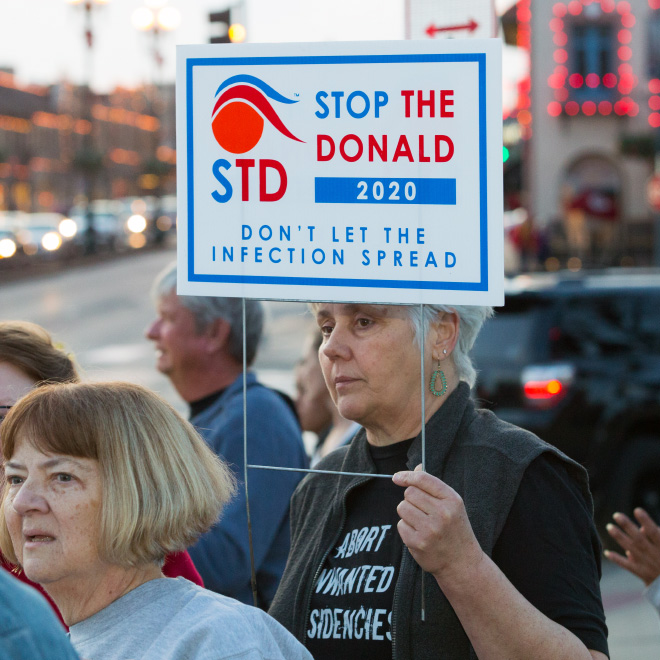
[211,74,304,154]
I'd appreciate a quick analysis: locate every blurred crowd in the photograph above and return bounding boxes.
[2,260,660,660]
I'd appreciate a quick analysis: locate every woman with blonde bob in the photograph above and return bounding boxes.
[1,381,311,660]
[0,320,205,625]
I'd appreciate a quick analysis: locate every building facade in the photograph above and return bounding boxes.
[0,70,176,214]
[526,0,660,267]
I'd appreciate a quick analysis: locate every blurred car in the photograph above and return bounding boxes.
[472,270,660,539]
[12,212,75,260]
[0,228,18,261]
[115,197,153,250]
[150,194,177,246]
[0,212,24,262]
[114,195,177,248]
[69,199,149,253]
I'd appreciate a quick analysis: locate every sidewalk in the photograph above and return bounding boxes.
[602,562,660,659]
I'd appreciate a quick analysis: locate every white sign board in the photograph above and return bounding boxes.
[176,39,503,305]
[407,0,497,40]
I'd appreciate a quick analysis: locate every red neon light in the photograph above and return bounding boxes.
[548,73,563,89]
[650,79,660,93]
[586,73,600,88]
[603,73,617,87]
[618,46,632,60]
[569,73,584,87]
[650,0,660,9]
[554,32,568,46]
[649,112,660,127]
[650,96,660,111]
[548,101,563,117]
[514,0,531,131]
[619,74,634,93]
[547,2,637,119]
[518,26,531,49]
[582,101,597,115]
[618,29,632,43]
[568,0,582,14]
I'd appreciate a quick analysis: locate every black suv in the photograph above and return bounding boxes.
[472,270,660,535]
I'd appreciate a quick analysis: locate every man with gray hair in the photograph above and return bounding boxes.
[146,261,308,608]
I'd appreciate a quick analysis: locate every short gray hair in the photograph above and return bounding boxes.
[152,262,264,366]
[308,302,492,387]
[406,304,493,387]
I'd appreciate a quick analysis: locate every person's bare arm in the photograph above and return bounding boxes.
[605,508,660,586]
[393,467,607,660]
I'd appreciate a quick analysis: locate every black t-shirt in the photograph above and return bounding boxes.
[189,386,299,423]
[492,453,608,655]
[306,441,609,659]
[188,388,226,419]
[306,439,411,659]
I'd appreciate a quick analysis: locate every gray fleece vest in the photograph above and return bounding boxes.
[269,382,592,659]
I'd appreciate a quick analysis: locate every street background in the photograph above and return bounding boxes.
[1,248,658,659]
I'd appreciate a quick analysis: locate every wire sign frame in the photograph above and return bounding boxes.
[243,299,430,616]
[177,38,503,620]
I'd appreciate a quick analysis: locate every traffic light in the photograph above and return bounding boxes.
[209,9,231,43]
[209,8,246,44]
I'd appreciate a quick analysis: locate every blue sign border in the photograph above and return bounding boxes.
[186,53,488,292]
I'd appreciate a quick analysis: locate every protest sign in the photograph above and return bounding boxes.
[176,39,503,305]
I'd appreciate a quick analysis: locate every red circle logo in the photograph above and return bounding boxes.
[211,75,304,154]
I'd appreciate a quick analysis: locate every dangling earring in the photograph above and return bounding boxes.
[429,350,448,397]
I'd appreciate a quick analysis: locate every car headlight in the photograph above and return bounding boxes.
[59,218,78,238]
[16,229,32,246]
[42,231,62,251]
[0,238,16,258]
[127,214,147,233]
[156,215,172,232]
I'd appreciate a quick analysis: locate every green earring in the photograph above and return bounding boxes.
[429,360,447,397]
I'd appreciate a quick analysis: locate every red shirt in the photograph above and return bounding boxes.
[1,550,203,627]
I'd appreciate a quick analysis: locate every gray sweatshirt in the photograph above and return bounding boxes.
[69,577,312,660]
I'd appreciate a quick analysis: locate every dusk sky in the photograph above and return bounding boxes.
[1,0,404,91]
[0,1,521,109]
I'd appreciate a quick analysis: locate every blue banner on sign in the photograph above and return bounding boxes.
[315,177,456,205]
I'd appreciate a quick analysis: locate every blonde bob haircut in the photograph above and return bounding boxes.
[0,381,236,567]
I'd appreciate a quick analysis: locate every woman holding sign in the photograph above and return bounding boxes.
[270,303,608,659]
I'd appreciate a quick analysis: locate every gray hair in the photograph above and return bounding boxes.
[405,304,493,387]
[152,262,264,366]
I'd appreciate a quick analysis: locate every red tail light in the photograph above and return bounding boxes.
[523,379,563,399]
[521,365,575,407]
